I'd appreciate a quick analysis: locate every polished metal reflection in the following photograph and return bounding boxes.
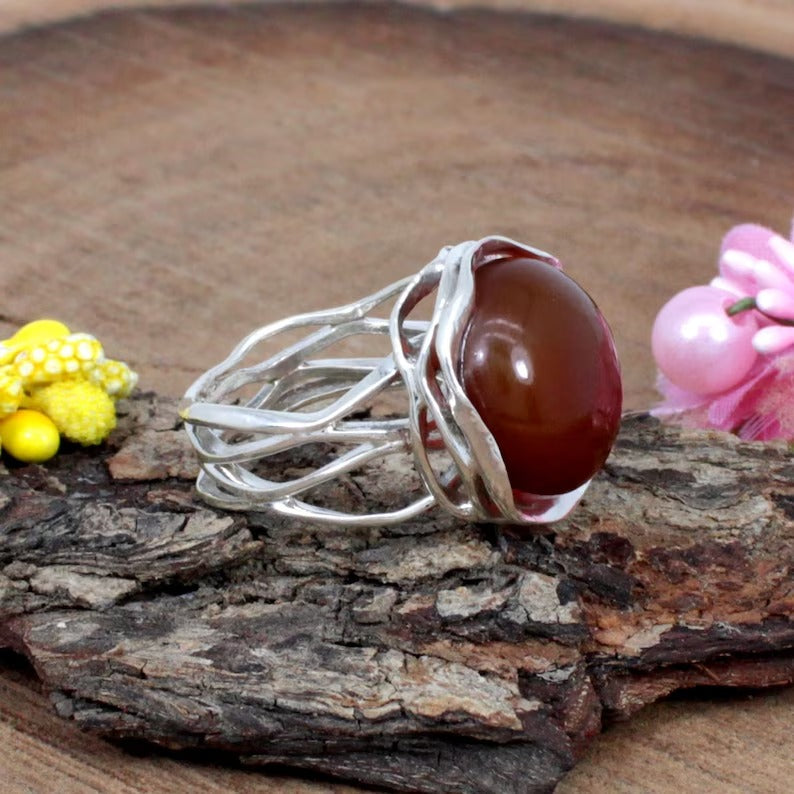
[182,236,589,526]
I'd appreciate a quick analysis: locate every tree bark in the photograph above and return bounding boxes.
[0,394,792,794]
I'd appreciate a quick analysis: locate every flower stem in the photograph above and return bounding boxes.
[726,297,757,316]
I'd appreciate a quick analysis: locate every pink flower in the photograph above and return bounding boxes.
[652,221,794,441]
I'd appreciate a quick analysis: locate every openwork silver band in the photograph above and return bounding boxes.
[182,236,589,526]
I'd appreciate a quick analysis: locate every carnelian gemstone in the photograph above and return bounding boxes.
[457,256,622,496]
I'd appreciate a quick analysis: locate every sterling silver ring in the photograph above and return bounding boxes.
[181,236,622,526]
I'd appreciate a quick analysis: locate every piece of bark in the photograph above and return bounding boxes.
[0,393,791,794]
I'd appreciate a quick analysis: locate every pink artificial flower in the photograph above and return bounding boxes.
[652,221,794,441]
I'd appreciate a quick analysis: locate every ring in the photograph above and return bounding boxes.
[182,236,622,526]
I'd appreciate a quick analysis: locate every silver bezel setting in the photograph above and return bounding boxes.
[182,236,590,525]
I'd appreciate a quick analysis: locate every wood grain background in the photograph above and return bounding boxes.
[1,1,793,792]
[2,0,794,56]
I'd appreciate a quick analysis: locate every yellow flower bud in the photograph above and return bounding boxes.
[27,380,116,446]
[12,333,104,387]
[90,358,139,399]
[0,409,60,463]
[0,368,23,419]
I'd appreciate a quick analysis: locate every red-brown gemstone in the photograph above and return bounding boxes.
[457,256,622,496]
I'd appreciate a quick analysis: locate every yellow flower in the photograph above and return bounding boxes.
[12,332,105,387]
[90,358,139,399]
[27,380,116,446]
[0,368,23,419]
[0,319,137,459]
[0,409,60,463]
[0,319,70,365]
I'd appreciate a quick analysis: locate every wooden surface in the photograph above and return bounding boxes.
[2,0,794,57]
[1,2,793,792]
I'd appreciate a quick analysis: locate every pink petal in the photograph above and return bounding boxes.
[756,288,794,321]
[753,325,794,355]
[709,276,746,297]
[721,223,794,278]
[751,258,794,293]
[651,373,709,417]
[737,413,782,441]
[706,358,777,431]
[744,350,794,440]
[769,235,794,276]
[719,249,757,294]
[721,223,778,259]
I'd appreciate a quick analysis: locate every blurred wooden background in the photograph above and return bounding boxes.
[1,0,794,56]
[1,1,793,792]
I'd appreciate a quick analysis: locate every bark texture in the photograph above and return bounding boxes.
[0,394,791,793]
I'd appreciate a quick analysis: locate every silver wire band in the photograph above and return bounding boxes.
[182,236,589,526]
